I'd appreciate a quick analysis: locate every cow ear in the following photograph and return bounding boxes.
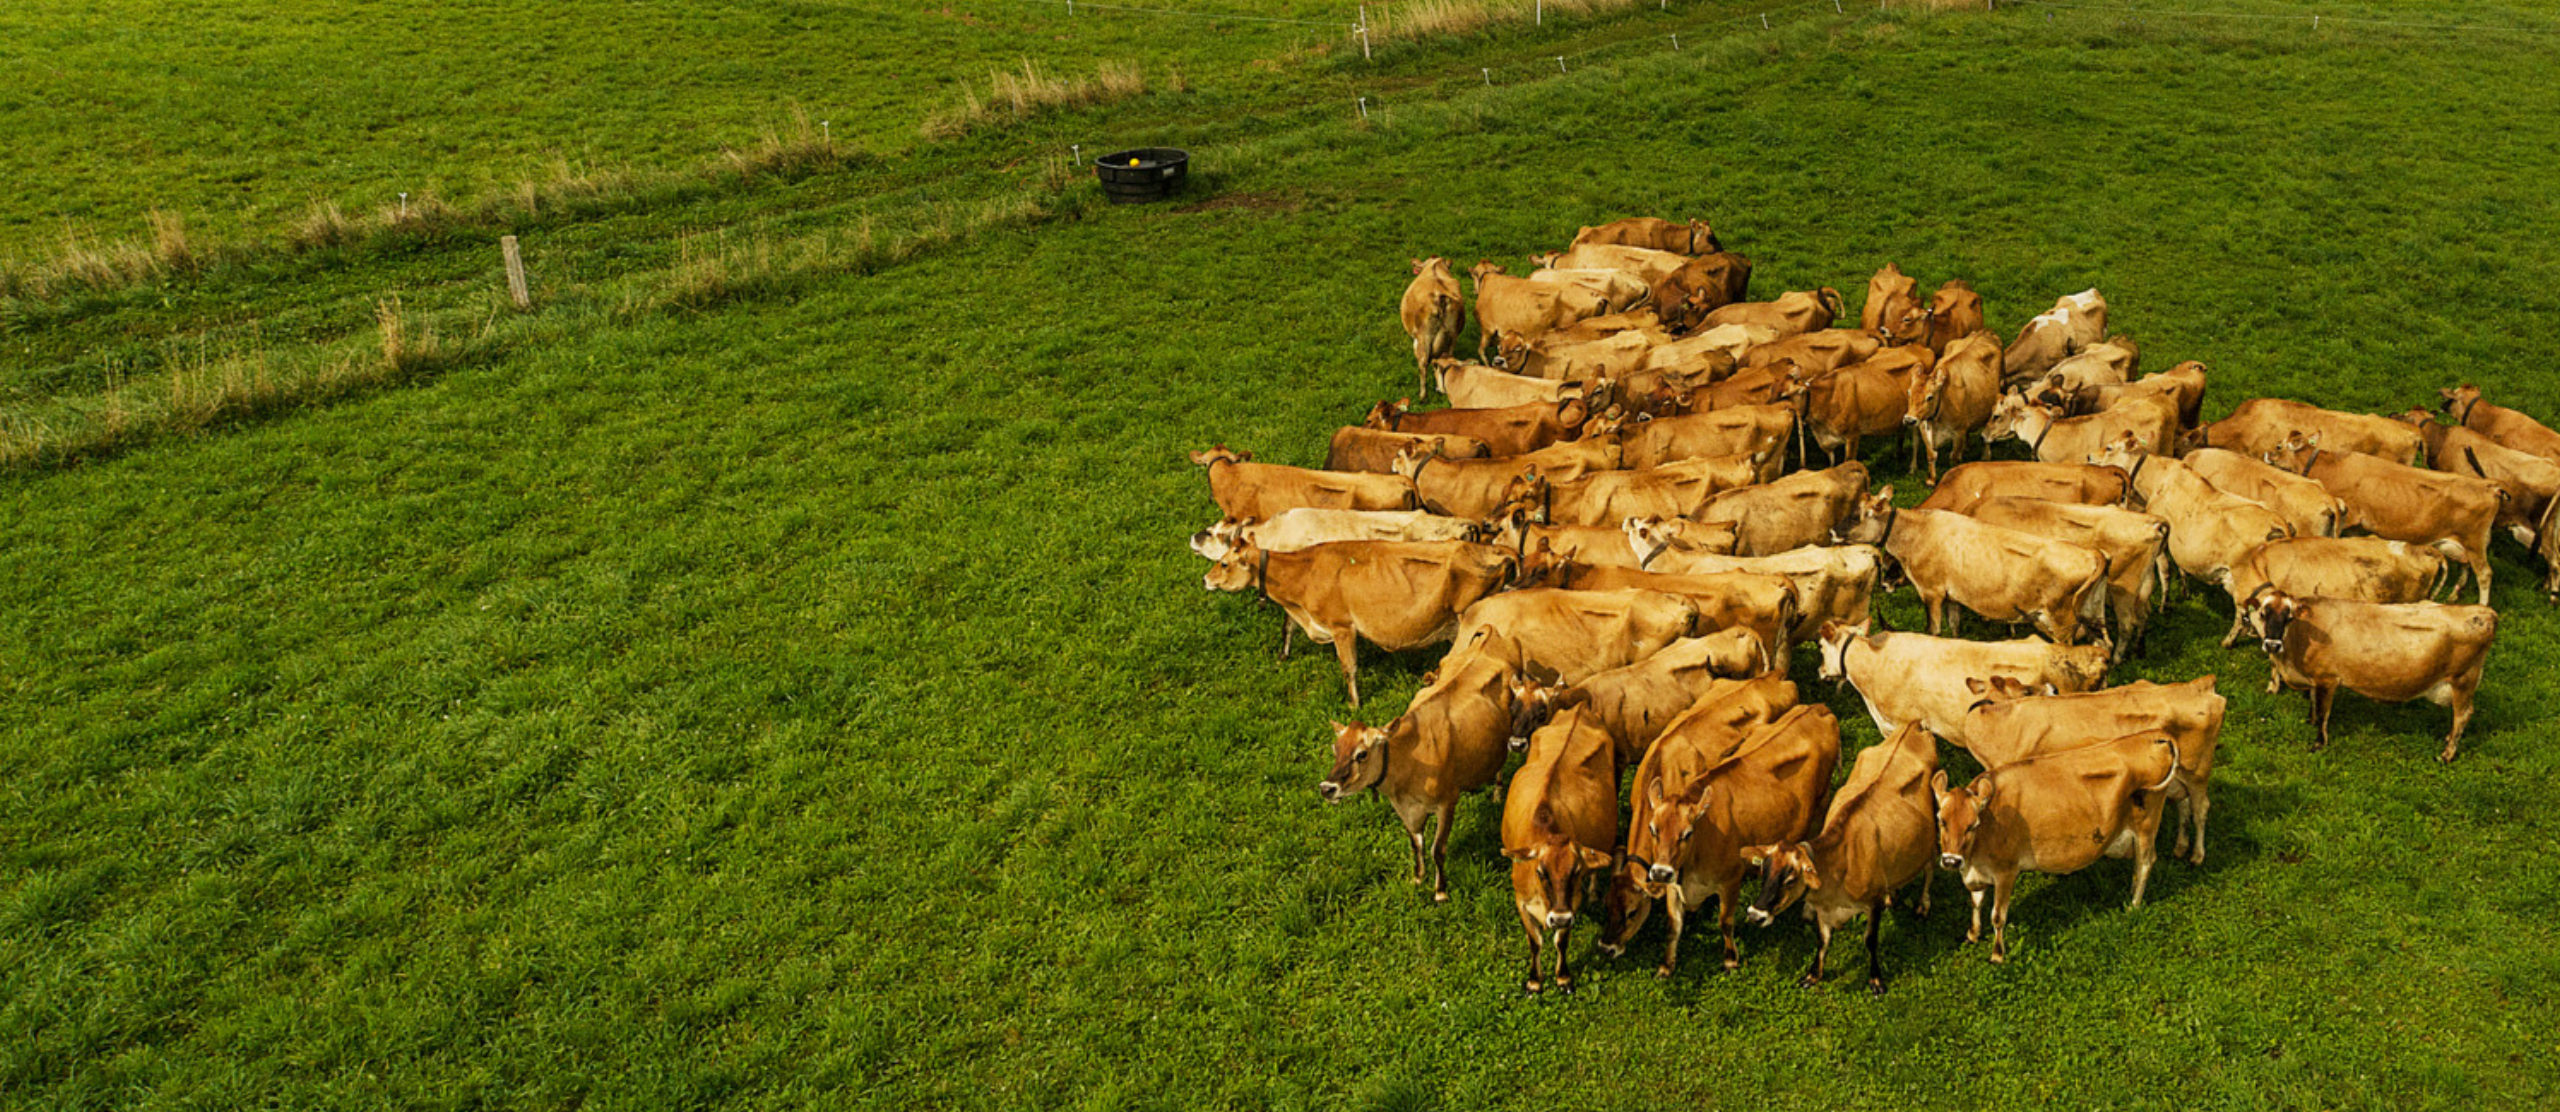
[1795,843,1822,889]
[1533,801,1555,830]
[1647,778,1666,807]
[1964,676,1989,694]
[2306,431,2323,447]
[1929,769,1950,797]
[1577,846,1615,870]
[1975,776,1998,805]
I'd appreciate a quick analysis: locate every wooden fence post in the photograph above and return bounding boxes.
[501,235,531,310]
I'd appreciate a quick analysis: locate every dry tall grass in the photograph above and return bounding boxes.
[1372,0,1656,42]
[722,104,873,180]
[921,59,1150,139]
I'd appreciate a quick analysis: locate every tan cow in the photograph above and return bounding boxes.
[1904,331,2003,481]
[1400,257,1465,396]
[1189,508,1481,562]
[1918,461,2128,514]
[1862,263,1922,344]
[1202,538,1514,705]
[2181,446,2346,539]
[2049,360,2207,429]
[1471,261,1611,362]
[1934,733,2179,963]
[2088,435,2293,587]
[2263,432,2503,605]
[1393,437,1618,519]
[2241,590,2497,761]
[1326,427,1490,473]
[1599,675,1797,958]
[1364,396,1588,458]
[1831,492,2113,647]
[1570,216,1719,255]
[2036,335,2141,397]
[1639,542,1882,643]
[1619,405,1794,471]
[1702,288,1843,340]
[1983,392,2180,463]
[1489,513,1729,568]
[1684,461,1873,556]
[1815,622,2108,742]
[1515,555,1798,665]
[1678,363,1795,413]
[1502,329,1658,383]
[1738,328,1882,373]
[1523,451,1772,527]
[1621,706,1840,976]
[2216,537,2449,649]
[1652,253,1754,330]
[2440,384,2560,461]
[2400,409,2560,545]
[1502,705,1620,992]
[1191,446,1415,520]
[1788,347,1935,468]
[1506,641,1781,763]
[1742,723,1939,992]
[1434,359,1592,410]
[1455,587,1701,686]
[1526,266,1652,315]
[1962,496,2172,661]
[1959,676,2226,865]
[2001,300,2085,389]
[1317,644,1517,902]
[1538,244,1691,285]
[1643,323,1770,374]
[2186,398,2424,465]
[1921,281,1986,354]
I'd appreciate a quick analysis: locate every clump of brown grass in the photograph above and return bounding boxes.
[147,209,196,274]
[921,59,1150,139]
[1373,0,1650,42]
[294,200,359,252]
[375,295,444,374]
[167,346,283,431]
[723,105,874,181]
[373,190,462,240]
[50,224,159,294]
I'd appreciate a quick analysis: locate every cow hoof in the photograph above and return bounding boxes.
[1654,965,1674,979]
[1797,972,1822,989]
[1596,942,1624,959]
[1867,978,1888,997]
[1722,957,1741,971]
[1431,890,1450,905]
[1989,950,2007,965]
[1554,975,1574,992]
[1524,979,1544,994]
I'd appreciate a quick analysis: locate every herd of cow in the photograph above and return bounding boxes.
[1186,215,2559,994]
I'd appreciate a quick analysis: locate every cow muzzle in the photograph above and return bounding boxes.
[1544,910,1574,930]
[1646,864,1676,886]
[1743,906,1772,926]
[1508,733,1531,753]
[2260,637,2285,656]
[1940,853,1964,871]
[1316,781,1342,803]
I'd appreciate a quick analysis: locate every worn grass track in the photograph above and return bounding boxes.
[5,6,2560,1109]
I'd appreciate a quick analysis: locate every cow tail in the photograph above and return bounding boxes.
[1774,586,1801,660]
[2428,540,2463,601]
[2079,552,2115,637]
[2151,738,2183,794]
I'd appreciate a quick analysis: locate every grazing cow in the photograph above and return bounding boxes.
[2036,335,2141,397]
[1905,331,2003,481]
[1621,706,1841,976]
[1191,446,1415,519]
[1653,253,1755,330]
[1202,539,1515,705]
[1933,733,2179,963]
[1400,257,1466,396]
[1471,262,1611,362]
[1959,676,2226,865]
[1600,674,1799,957]
[2263,432,2503,605]
[1832,492,2113,647]
[1507,639,1779,762]
[1862,263,1923,345]
[1316,645,1517,902]
[1983,392,2179,463]
[1702,288,1843,340]
[1921,281,1986,354]
[2440,384,2560,462]
[1918,460,2128,514]
[1640,542,1882,643]
[1326,427,1490,473]
[2088,435,2293,587]
[1684,461,1872,556]
[1619,405,1795,471]
[1961,496,2172,661]
[1787,347,1932,469]
[1516,554,1797,665]
[1526,266,1652,315]
[1455,587,1701,686]
[1571,216,1719,255]
[1393,437,1617,519]
[1523,451,1772,527]
[1738,328,1882,373]
[1643,323,1768,374]
[2186,398,2424,465]
[2048,360,2208,429]
[1503,329,1656,383]
[2399,409,2560,545]
[1189,508,1481,562]
[1434,359,1592,410]
[1365,396,1588,458]
[2240,590,2497,761]
[2181,446,2345,539]
[1489,513,1729,567]
[1815,621,2108,742]
[2216,536,2448,648]
[1502,705,1621,992]
[1743,723,1939,992]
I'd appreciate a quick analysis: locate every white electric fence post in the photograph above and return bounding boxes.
[1556,55,1567,73]
[1071,143,1081,165]
[1536,0,1543,24]
[1358,96,1369,119]
[1482,67,1491,84]
[1761,12,1769,28]
[1670,33,1679,48]
[1358,6,1372,59]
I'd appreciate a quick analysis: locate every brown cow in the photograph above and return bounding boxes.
[1619,405,1794,471]
[1393,437,1618,519]
[1471,261,1611,362]
[2048,360,2207,429]
[2399,409,2560,545]
[1516,555,1797,665]
[1570,216,1720,255]
[1639,541,1882,643]
[1681,363,1796,413]
[1526,265,1652,315]
[2088,435,2293,587]
[1934,733,2179,963]
[1702,288,1843,340]
[1598,674,1797,958]
[1191,446,1416,520]
[1643,323,1767,375]
[1686,461,1873,556]
[1743,722,1938,992]
[2440,384,2560,461]
[2001,298,2091,389]
[1905,331,2003,481]
[1434,359,1593,410]
[1918,461,2128,514]
[1623,706,1840,976]
[2216,536,2448,649]
[1401,257,1466,397]
[1921,281,1986,355]
[1316,644,1517,902]
[2181,446,2346,539]
[2036,335,2140,397]
[1506,640,1780,763]
[1202,538,1515,705]
[2263,432,2502,605]
[1501,705,1620,992]
[1522,451,1772,527]
[1831,492,2113,647]
[1365,396,1588,458]
[1738,328,1882,373]
[1326,427,1490,473]
[1962,496,2172,661]
[2240,590,2497,761]
[1488,513,1729,568]
[2187,398,2424,465]
[1815,621,2109,743]
[1653,253,1755,330]
[1190,508,1481,562]
[1862,263,1922,345]
[1788,347,1931,469]
[1983,392,2179,463]
[1538,244,1691,285]
[1503,330,1659,385]
[1454,587,1701,686]
[1959,676,2226,865]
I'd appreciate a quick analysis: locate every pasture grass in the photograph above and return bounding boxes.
[6,4,2560,1109]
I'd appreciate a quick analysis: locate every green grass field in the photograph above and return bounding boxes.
[7,3,2560,1108]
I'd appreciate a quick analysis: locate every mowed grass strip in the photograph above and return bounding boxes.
[7,10,2560,1110]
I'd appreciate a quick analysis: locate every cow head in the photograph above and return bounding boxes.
[1632,777,1710,892]
[1316,720,1391,802]
[1905,365,1949,426]
[1815,620,1872,682]
[1527,251,1560,270]
[1982,391,2038,444]
[1362,399,1408,431]
[1495,468,1551,525]
[1515,536,1567,589]
[1387,440,1436,481]
[1963,674,2051,708]
[1597,859,1652,956]
[2392,407,2439,429]
[1503,802,1614,931]
[1933,769,1991,873]
[1687,219,1721,255]
[2086,430,2148,475]
[1188,445,1251,468]
[1201,541,1264,593]
[1828,488,1896,547]
[1815,287,1846,327]
[2261,431,2321,474]
[1483,507,1533,558]
[1742,841,1820,926]
[1413,256,1453,278]
[2440,384,2483,417]
[1623,516,1678,568]
[1507,674,1559,752]
[1188,516,1253,561]
[1885,303,1934,349]
[2239,586,2300,657]
[1468,260,1507,284]
[2052,643,2112,692]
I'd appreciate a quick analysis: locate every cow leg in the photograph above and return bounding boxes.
[1865,905,1889,995]
[2184,784,2211,866]
[2129,806,2162,909]
[1403,814,1429,887]
[1428,803,1456,903]
[1923,592,1947,636]
[2219,604,2248,649]
[1334,638,1363,708]
[2469,550,2493,606]
[1278,619,1294,660]
[1801,921,1831,987]
[2444,686,2476,764]
[1964,882,1987,944]
[1719,880,1744,970]
[1518,905,1546,993]
[1657,894,1687,978]
[2309,683,2336,752]
[1988,874,2016,964]
[1915,855,1934,918]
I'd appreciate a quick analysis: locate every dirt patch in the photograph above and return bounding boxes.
[1172,191,1300,215]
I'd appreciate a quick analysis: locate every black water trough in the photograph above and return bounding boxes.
[1095,148,1189,204]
